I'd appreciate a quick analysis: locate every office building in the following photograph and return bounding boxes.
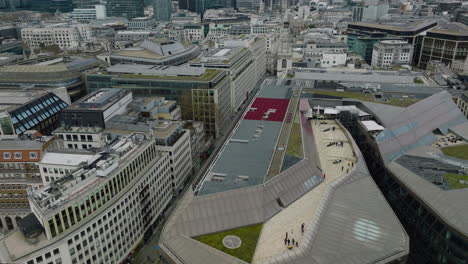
[222,37,267,82]
[0,0,28,11]
[236,0,261,11]
[72,5,107,22]
[0,132,173,264]
[39,152,95,184]
[107,0,144,19]
[107,117,192,194]
[53,126,106,150]
[86,65,232,137]
[418,23,468,70]
[30,0,73,13]
[115,31,151,42]
[347,20,437,64]
[0,57,101,102]
[106,39,201,66]
[352,0,389,22]
[352,91,468,263]
[159,80,409,264]
[0,134,55,231]
[371,40,413,68]
[0,88,70,136]
[72,0,100,8]
[171,11,201,24]
[128,17,155,29]
[190,47,259,112]
[154,0,172,22]
[60,89,132,129]
[21,26,82,50]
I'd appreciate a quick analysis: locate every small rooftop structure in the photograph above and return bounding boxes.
[29,132,149,216]
[65,88,130,111]
[111,38,200,65]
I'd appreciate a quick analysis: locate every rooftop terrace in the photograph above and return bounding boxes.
[29,133,150,216]
[197,83,292,195]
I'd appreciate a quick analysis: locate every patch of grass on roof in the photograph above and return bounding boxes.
[443,173,468,189]
[307,90,419,107]
[441,144,468,160]
[193,224,263,263]
[286,112,303,158]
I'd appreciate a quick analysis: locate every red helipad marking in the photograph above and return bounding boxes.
[244,98,290,122]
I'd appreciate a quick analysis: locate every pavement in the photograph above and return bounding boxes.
[252,118,357,264]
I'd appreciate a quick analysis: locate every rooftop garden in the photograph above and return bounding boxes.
[441,144,468,160]
[119,69,222,81]
[443,173,468,190]
[286,112,303,158]
[193,224,263,263]
[307,90,420,107]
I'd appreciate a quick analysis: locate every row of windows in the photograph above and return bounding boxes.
[26,248,60,264]
[64,155,172,264]
[1,151,38,160]
[0,162,38,170]
[47,140,165,238]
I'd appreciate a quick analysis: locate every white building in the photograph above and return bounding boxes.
[371,40,413,68]
[106,118,193,194]
[128,17,155,30]
[182,25,204,41]
[0,133,173,264]
[320,52,347,67]
[152,122,192,194]
[21,26,83,50]
[53,127,106,150]
[171,12,201,25]
[222,36,267,80]
[72,4,107,22]
[39,152,94,183]
[115,31,151,42]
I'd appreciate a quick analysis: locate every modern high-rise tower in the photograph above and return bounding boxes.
[154,0,172,21]
[107,0,144,18]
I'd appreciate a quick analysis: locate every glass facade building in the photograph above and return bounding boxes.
[1,93,68,135]
[106,0,144,19]
[86,71,232,137]
[154,0,172,22]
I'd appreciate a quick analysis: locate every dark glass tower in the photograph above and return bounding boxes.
[107,0,144,19]
[30,0,73,13]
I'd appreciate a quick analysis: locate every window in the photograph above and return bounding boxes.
[29,152,38,159]
[3,152,11,159]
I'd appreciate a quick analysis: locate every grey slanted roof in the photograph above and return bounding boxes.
[160,109,408,264]
[387,158,468,237]
[449,122,468,141]
[374,91,466,162]
[358,101,404,127]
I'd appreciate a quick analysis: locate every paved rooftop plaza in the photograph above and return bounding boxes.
[160,87,408,264]
[253,119,357,263]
